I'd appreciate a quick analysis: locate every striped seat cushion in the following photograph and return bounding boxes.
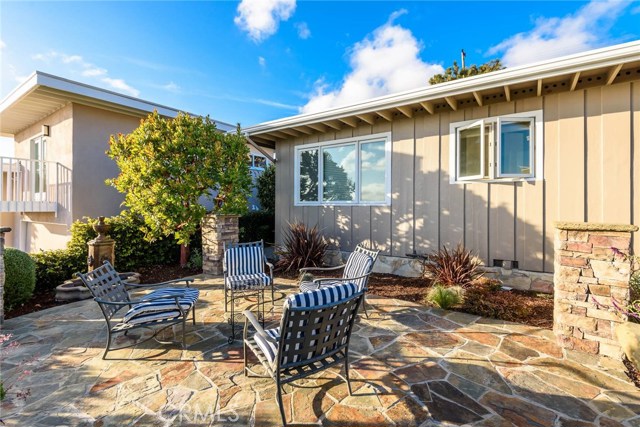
[226,273,272,290]
[224,244,265,275]
[254,327,280,364]
[285,282,358,309]
[343,252,373,291]
[123,288,199,325]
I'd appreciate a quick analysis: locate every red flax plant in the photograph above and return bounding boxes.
[276,222,327,274]
[424,244,483,287]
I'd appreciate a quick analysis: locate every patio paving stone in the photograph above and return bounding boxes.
[1,275,638,426]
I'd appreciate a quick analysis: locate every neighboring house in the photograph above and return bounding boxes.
[0,71,274,252]
[244,40,640,278]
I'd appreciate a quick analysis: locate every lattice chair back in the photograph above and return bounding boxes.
[77,261,131,320]
[276,283,362,371]
[342,245,379,291]
[224,240,266,275]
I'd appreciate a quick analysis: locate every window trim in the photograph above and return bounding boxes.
[456,120,485,181]
[294,132,391,206]
[449,110,543,184]
[496,117,535,179]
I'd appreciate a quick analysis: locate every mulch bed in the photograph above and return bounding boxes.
[623,356,640,388]
[5,290,61,320]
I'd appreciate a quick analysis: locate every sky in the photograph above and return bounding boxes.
[1,0,639,137]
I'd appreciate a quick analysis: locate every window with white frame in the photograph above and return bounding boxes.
[295,133,391,205]
[248,154,268,170]
[450,110,543,183]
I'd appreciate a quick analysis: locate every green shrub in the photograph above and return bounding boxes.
[187,248,203,269]
[31,248,85,293]
[276,222,327,274]
[4,248,36,309]
[31,212,182,292]
[256,164,275,213]
[426,284,463,310]
[239,211,275,243]
[423,244,483,287]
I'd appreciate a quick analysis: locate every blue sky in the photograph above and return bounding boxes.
[1,0,639,131]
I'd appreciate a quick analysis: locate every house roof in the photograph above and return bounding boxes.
[0,71,236,137]
[244,40,640,145]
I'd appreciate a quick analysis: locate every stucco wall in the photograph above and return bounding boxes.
[274,81,640,274]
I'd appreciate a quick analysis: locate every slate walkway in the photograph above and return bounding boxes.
[1,276,639,426]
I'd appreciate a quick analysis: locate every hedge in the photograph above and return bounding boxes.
[239,211,275,244]
[4,248,36,309]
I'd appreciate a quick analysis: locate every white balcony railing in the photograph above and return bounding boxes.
[0,157,72,214]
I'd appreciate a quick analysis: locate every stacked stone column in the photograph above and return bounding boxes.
[554,222,637,358]
[202,214,239,275]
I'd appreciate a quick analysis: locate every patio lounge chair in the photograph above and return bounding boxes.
[224,240,274,344]
[243,282,364,427]
[76,261,198,359]
[298,244,379,317]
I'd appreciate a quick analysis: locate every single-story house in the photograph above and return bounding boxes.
[244,40,640,283]
[0,72,274,252]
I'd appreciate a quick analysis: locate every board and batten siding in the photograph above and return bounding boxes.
[275,82,639,273]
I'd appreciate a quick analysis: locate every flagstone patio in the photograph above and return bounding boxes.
[1,275,639,427]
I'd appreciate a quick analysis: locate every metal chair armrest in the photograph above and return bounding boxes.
[127,277,195,288]
[243,310,277,343]
[312,272,372,286]
[96,294,183,306]
[299,265,345,273]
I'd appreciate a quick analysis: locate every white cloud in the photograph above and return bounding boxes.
[235,0,296,42]
[295,22,311,39]
[301,10,443,114]
[32,50,140,97]
[162,81,180,93]
[488,0,631,67]
[258,56,266,68]
[0,39,5,50]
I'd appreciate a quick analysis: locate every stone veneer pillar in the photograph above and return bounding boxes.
[202,214,239,275]
[0,227,10,325]
[554,222,638,358]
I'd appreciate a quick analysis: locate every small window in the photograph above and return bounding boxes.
[450,110,541,183]
[294,133,390,206]
[253,155,267,169]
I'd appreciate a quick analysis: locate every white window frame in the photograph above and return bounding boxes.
[449,110,543,183]
[294,132,391,206]
[456,120,485,181]
[496,117,535,179]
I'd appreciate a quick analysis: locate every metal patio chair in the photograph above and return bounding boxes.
[76,261,198,359]
[298,244,379,317]
[224,240,274,343]
[243,282,364,427]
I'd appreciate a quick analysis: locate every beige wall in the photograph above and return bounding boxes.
[71,104,140,220]
[275,81,640,274]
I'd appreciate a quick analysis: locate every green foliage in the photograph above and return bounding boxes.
[429,59,504,85]
[426,284,463,310]
[187,248,203,269]
[4,248,36,309]
[256,164,275,213]
[106,112,252,246]
[424,244,483,287]
[239,211,275,243]
[31,213,180,292]
[276,222,327,274]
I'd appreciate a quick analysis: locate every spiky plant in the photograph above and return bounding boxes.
[424,244,483,287]
[276,222,327,274]
[426,284,464,310]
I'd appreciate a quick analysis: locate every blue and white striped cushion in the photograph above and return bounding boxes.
[299,280,342,293]
[343,252,373,291]
[123,288,199,325]
[225,273,272,290]
[285,282,358,309]
[224,244,265,276]
[254,327,280,364]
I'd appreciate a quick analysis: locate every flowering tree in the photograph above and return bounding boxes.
[107,112,252,265]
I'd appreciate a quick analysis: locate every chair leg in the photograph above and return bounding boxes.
[103,328,112,360]
[345,353,353,396]
[224,286,228,313]
[271,283,275,307]
[276,380,287,427]
[243,339,248,377]
[362,296,370,319]
[182,316,186,349]
[229,290,235,344]
[192,305,197,325]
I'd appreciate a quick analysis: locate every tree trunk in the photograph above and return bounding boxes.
[180,244,190,268]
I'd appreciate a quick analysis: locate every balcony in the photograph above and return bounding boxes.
[0,156,71,214]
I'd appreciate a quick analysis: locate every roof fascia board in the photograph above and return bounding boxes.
[244,41,640,135]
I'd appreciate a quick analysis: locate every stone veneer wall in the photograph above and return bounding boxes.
[202,214,239,275]
[553,222,638,358]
